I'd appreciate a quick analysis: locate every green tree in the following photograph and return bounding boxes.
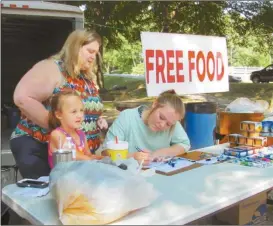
[53,1,273,78]
[103,34,142,73]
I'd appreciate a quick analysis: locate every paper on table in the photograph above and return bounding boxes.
[142,161,164,169]
[142,156,176,169]
[154,159,194,173]
[15,176,50,197]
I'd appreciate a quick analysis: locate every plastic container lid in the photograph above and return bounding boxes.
[106,141,128,150]
[186,102,217,114]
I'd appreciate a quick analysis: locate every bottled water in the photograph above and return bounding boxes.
[62,137,76,160]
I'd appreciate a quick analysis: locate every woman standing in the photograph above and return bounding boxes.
[10,30,108,179]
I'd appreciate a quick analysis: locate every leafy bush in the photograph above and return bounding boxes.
[131,63,145,75]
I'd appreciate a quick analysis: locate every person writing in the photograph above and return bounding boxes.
[48,91,102,169]
[10,30,108,179]
[102,90,190,165]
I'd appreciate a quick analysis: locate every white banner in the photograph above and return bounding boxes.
[141,32,229,97]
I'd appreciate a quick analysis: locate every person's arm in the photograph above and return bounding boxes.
[72,134,92,160]
[49,130,67,153]
[76,151,93,160]
[13,59,62,129]
[152,145,186,158]
[152,122,191,158]
[130,149,153,165]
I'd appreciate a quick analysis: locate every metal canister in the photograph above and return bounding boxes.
[52,149,73,167]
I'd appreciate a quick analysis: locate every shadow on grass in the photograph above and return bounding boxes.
[104,77,273,109]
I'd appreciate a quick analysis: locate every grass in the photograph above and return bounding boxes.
[104,76,149,100]
[211,83,273,103]
[103,76,273,110]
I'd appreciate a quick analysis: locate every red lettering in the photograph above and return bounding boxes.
[145,50,154,84]
[145,49,224,84]
[196,51,205,82]
[176,51,184,82]
[166,50,175,83]
[216,52,224,81]
[188,51,195,82]
[156,50,166,83]
[207,51,215,81]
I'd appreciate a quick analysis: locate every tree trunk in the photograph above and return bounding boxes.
[162,3,170,32]
[96,39,105,89]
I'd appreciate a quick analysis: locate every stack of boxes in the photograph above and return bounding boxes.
[226,121,268,158]
[239,121,267,147]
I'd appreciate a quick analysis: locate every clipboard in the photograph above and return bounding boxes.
[150,158,203,176]
[156,162,202,176]
[179,151,217,161]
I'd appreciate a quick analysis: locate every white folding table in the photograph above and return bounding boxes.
[2,144,273,225]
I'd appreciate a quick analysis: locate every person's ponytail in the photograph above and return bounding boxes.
[48,94,61,131]
[48,110,60,131]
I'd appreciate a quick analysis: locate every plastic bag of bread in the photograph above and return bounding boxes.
[49,161,159,225]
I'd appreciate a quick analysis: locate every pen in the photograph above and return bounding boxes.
[136,146,144,152]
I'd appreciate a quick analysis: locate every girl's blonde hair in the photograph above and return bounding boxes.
[144,90,185,131]
[48,90,82,130]
[52,30,102,82]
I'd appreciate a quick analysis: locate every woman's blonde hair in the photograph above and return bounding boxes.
[52,30,102,81]
[48,90,82,131]
[144,90,185,132]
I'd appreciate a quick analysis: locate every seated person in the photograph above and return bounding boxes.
[102,90,191,165]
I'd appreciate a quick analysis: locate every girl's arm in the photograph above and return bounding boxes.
[76,151,93,160]
[13,59,62,129]
[49,130,67,153]
[73,136,92,160]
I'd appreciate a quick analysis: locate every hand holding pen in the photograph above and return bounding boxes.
[135,147,152,166]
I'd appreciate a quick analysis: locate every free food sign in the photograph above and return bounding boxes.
[141,32,229,96]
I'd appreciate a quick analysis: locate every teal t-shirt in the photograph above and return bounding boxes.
[103,106,191,153]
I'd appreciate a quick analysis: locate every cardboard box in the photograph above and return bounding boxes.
[238,136,247,145]
[248,132,260,138]
[228,134,242,144]
[246,137,254,146]
[215,191,267,225]
[240,121,262,132]
[241,131,249,137]
[253,137,267,147]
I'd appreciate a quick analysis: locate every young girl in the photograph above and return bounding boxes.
[48,91,102,169]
